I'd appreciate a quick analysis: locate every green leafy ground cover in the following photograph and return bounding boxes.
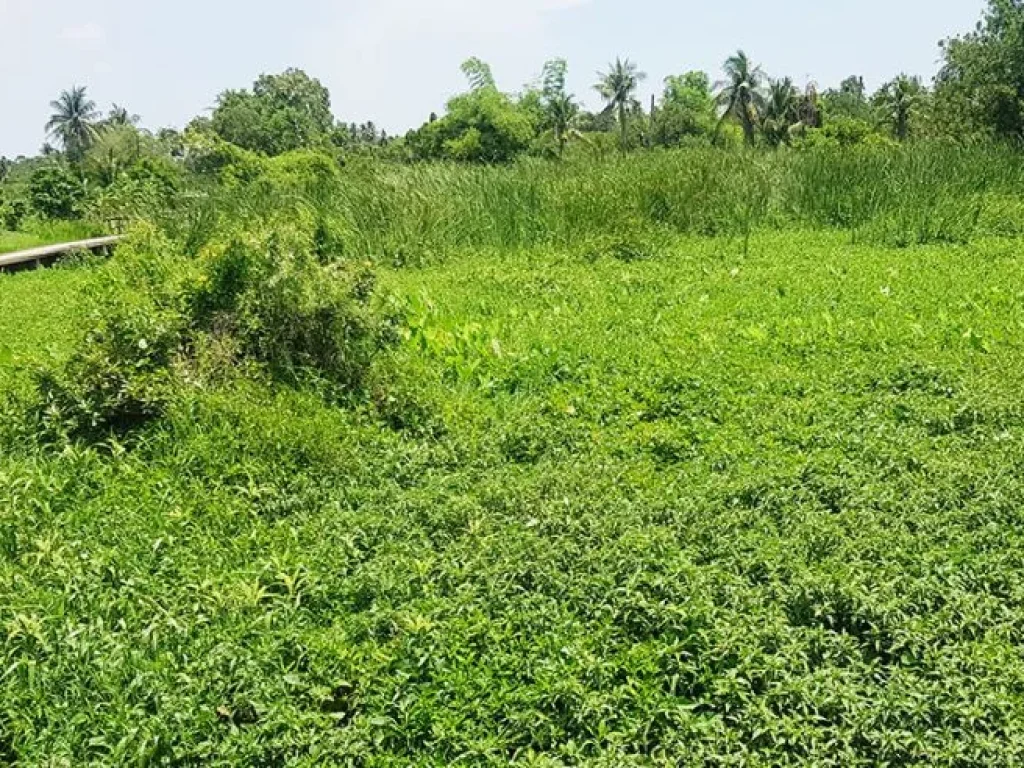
[1,231,1024,764]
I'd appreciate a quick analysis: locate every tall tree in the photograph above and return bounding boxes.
[875,75,923,141]
[406,63,534,164]
[761,78,799,146]
[595,58,647,150]
[822,76,871,121]
[462,58,497,91]
[211,68,334,156]
[45,86,100,163]
[540,59,580,156]
[106,104,140,127]
[716,51,766,146]
[936,0,1024,139]
[652,71,716,146]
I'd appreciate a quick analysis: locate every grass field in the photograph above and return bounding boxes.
[0,222,105,255]
[2,228,1024,764]
[0,232,50,255]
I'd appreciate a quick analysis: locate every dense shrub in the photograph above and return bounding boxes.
[190,234,394,389]
[0,196,27,230]
[406,88,536,163]
[34,226,397,439]
[183,130,265,185]
[27,163,86,219]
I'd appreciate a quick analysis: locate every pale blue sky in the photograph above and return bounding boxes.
[1,0,984,158]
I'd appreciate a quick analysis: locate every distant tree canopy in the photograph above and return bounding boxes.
[405,61,536,163]
[595,58,646,149]
[821,76,872,123]
[28,163,85,219]
[46,86,100,163]
[936,0,1024,140]
[8,0,1024,234]
[652,71,716,146]
[210,68,334,156]
[875,75,925,142]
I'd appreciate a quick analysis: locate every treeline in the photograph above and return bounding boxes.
[0,0,1022,230]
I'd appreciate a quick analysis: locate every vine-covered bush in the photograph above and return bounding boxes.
[35,226,397,440]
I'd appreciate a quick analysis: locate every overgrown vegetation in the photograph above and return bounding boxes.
[3,1,1024,764]
[31,224,396,441]
[3,0,1024,242]
[3,219,1024,763]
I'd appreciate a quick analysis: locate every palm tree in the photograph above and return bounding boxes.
[46,86,100,162]
[106,104,140,127]
[715,51,766,146]
[876,75,923,141]
[595,58,646,150]
[541,59,580,156]
[461,57,496,91]
[762,78,799,146]
[546,92,580,157]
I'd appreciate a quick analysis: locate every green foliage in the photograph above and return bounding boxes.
[192,142,1023,260]
[652,71,716,146]
[190,234,393,390]
[183,129,266,185]
[874,75,926,141]
[263,149,343,192]
[534,59,581,157]
[83,124,167,186]
[27,163,86,219]
[716,50,767,146]
[210,69,334,156]
[45,85,100,163]
[595,58,647,150]
[460,57,497,91]
[796,116,877,148]
[936,0,1024,139]
[407,87,535,163]
[3,228,1024,763]
[821,76,873,123]
[0,196,27,231]
[34,256,188,437]
[32,223,396,440]
[762,77,801,147]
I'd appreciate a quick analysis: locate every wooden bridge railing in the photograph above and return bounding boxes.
[0,236,124,272]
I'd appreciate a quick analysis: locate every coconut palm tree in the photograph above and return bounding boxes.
[46,86,100,162]
[540,59,580,156]
[106,104,140,128]
[595,58,647,150]
[876,75,923,141]
[715,51,766,146]
[546,92,581,157]
[761,78,799,147]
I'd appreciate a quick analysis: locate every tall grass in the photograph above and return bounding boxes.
[0,220,103,254]
[160,142,1024,262]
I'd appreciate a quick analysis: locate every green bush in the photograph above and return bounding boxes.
[0,196,27,230]
[190,234,396,390]
[27,163,86,220]
[34,226,397,440]
[33,230,189,438]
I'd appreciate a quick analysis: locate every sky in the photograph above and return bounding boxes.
[1,0,985,158]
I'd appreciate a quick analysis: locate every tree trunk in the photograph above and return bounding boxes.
[619,102,627,152]
[742,116,756,147]
[740,96,756,146]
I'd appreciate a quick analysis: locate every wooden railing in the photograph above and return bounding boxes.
[0,236,123,272]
